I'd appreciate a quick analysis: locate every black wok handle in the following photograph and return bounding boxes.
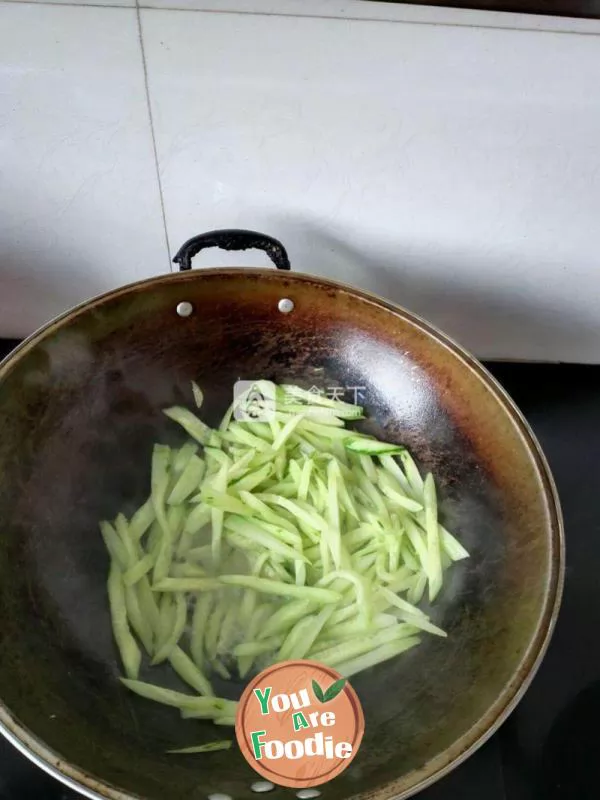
[173,229,291,272]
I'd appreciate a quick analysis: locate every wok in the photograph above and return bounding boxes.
[0,229,563,800]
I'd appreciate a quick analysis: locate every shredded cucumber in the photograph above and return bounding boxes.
[101,380,469,747]
[168,740,231,754]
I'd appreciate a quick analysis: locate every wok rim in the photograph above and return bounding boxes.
[0,267,565,800]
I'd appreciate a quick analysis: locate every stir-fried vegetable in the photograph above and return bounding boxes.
[100,381,469,748]
[167,740,232,754]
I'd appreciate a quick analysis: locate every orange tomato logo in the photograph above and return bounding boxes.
[236,660,364,788]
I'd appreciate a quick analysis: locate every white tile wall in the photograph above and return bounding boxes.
[0,3,166,336]
[137,0,600,35]
[6,0,135,6]
[143,9,600,362]
[1,0,600,361]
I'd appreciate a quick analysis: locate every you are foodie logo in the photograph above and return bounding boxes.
[236,660,364,788]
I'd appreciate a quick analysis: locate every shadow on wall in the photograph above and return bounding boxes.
[273,218,596,363]
[0,243,115,336]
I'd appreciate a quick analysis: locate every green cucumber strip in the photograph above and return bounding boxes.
[203,492,252,516]
[181,698,238,719]
[182,503,211,536]
[299,419,354,440]
[260,599,313,639]
[297,458,314,502]
[153,577,222,592]
[164,406,213,445]
[124,582,153,655]
[102,379,470,713]
[203,447,230,470]
[108,564,141,679]
[100,522,130,571]
[233,638,282,657]
[236,491,298,536]
[399,450,425,497]
[277,406,348,425]
[317,570,369,626]
[224,516,306,563]
[326,460,342,569]
[258,519,303,548]
[379,586,426,617]
[242,421,273,442]
[222,424,272,452]
[122,552,155,587]
[238,604,271,677]
[173,442,199,474]
[310,623,415,667]
[423,473,443,602]
[121,679,219,709]
[389,609,447,638]
[378,454,413,497]
[385,532,401,574]
[279,385,360,414]
[257,494,328,535]
[216,594,239,655]
[295,560,306,587]
[337,636,421,678]
[129,499,155,542]
[407,572,428,605]
[227,449,256,481]
[169,646,214,696]
[267,480,297,498]
[191,381,204,410]
[190,591,213,668]
[319,612,395,645]
[204,595,227,662]
[136,576,161,635]
[345,438,405,455]
[168,455,205,505]
[152,592,187,664]
[440,526,470,561]
[167,504,186,544]
[168,740,231,754]
[356,472,390,521]
[218,401,235,432]
[219,575,341,604]
[272,414,305,451]
[377,469,424,513]
[153,594,175,652]
[171,562,207,579]
[357,454,377,482]
[279,605,334,661]
[401,544,420,572]
[211,465,228,567]
[151,444,173,583]
[402,515,430,575]
[229,463,273,493]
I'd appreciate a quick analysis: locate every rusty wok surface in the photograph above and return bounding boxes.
[0,235,563,800]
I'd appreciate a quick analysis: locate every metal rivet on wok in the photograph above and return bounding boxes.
[208,794,232,800]
[176,301,193,317]
[296,791,321,799]
[251,781,275,793]
[278,298,294,314]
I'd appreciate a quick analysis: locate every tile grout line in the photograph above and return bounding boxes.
[1,0,128,7]
[0,0,599,38]
[136,5,600,37]
[135,0,174,272]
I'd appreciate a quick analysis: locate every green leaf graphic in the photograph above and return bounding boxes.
[312,679,325,703]
[323,678,347,702]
